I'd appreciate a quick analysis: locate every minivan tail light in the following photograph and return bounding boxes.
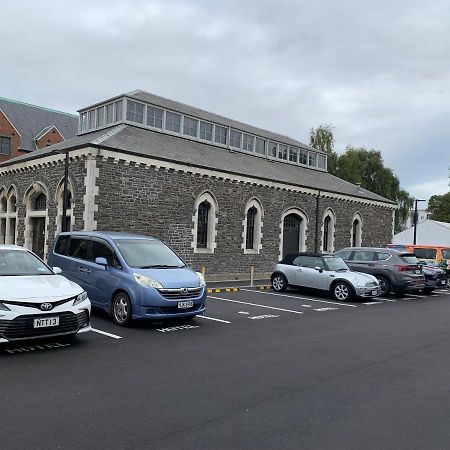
[394,265,409,272]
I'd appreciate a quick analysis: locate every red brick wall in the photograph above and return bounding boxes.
[35,127,65,149]
[0,110,21,163]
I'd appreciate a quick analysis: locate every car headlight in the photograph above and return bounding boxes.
[73,291,88,306]
[133,273,163,289]
[196,272,206,287]
[0,302,10,311]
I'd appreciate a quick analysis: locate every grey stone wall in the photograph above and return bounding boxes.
[1,152,394,278]
[0,157,86,252]
[95,157,393,277]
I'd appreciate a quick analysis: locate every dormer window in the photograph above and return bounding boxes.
[78,95,328,172]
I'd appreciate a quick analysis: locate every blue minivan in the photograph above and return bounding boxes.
[48,232,207,326]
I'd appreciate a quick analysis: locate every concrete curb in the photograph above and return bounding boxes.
[206,285,273,293]
[207,287,240,294]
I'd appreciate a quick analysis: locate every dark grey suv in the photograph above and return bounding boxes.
[334,247,426,296]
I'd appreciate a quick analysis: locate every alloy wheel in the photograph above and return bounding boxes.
[114,296,129,324]
[334,283,350,301]
[272,275,286,291]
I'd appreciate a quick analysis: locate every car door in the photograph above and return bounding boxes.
[295,256,329,290]
[347,250,376,275]
[86,238,123,309]
[64,236,92,291]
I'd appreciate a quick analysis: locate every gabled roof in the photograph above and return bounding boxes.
[0,97,78,152]
[0,124,396,206]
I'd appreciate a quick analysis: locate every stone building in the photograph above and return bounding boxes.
[0,90,396,279]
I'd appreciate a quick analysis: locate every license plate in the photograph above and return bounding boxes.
[415,270,421,274]
[178,301,193,309]
[441,280,446,285]
[371,290,379,296]
[33,317,59,328]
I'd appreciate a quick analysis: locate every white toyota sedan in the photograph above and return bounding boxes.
[0,245,91,343]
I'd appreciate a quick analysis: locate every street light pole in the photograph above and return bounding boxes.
[413,198,426,245]
[61,152,69,232]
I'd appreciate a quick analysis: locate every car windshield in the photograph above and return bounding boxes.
[0,249,53,276]
[324,256,349,271]
[114,239,185,269]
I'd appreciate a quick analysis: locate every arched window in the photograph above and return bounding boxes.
[324,216,331,251]
[197,201,210,249]
[245,207,257,249]
[55,181,74,234]
[34,193,47,211]
[321,209,336,253]
[24,182,49,260]
[242,199,263,254]
[192,192,218,254]
[351,213,363,247]
[0,187,18,245]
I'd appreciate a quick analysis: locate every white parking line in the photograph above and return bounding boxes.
[91,328,123,339]
[403,294,425,298]
[240,289,357,308]
[209,295,304,314]
[197,315,231,324]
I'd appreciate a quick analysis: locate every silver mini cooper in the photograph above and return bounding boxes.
[271,253,380,301]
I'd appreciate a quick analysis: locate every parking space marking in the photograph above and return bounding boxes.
[197,315,231,324]
[403,294,425,299]
[208,295,304,314]
[362,302,382,305]
[240,289,357,308]
[91,328,123,339]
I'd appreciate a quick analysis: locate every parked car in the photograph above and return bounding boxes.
[334,247,426,296]
[388,244,450,287]
[0,245,91,343]
[420,263,447,293]
[48,232,207,326]
[271,252,380,301]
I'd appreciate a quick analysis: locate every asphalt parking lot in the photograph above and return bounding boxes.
[3,286,450,450]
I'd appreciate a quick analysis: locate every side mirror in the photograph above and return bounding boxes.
[53,267,62,275]
[314,266,323,273]
[95,257,108,267]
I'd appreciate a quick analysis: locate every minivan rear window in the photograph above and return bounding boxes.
[67,238,90,261]
[442,249,450,259]
[400,253,419,264]
[55,235,70,255]
[413,248,436,259]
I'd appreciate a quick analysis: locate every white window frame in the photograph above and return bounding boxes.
[242,198,263,254]
[191,191,218,254]
[321,208,336,253]
[279,208,308,260]
[350,212,363,247]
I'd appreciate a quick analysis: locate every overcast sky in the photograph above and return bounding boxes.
[2,0,449,200]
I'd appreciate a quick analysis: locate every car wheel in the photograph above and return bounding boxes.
[332,281,353,301]
[271,274,287,292]
[376,275,391,297]
[423,287,434,295]
[447,276,450,288]
[112,292,132,326]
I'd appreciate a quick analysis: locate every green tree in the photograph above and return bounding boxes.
[309,124,338,175]
[427,192,450,222]
[336,146,414,232]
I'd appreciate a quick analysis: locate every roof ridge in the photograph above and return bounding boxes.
[0,96,77,117]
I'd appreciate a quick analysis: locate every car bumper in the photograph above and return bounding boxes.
[354,286,381,298]
[0,301,91,343]
[131,286,207,319]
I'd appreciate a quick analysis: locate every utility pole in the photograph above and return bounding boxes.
[413,198,426,244]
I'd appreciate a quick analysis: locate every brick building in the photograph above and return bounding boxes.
[0,90,397,279]
[0,97,78,163]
